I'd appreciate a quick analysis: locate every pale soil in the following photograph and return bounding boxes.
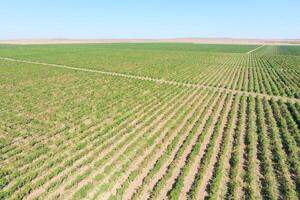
[132,91,222,200]
[236,98,247,199]
[191,64,216,84]
[151,92,227,200]
[195,95,234,199]
[2,81,91,160]
[236,66,244,90]
[25,92,168,199]
[104,90,207,200]
[55,87,192,200]
[5,114,94,192]
[1,50,297,198]
[179,93,229,199]
[83,90,200,200]
[249,103,263,199]
[122,91,212,199]
[83,118,93,126]
[222,61,239,88]
[1,38,300,45]
[26,120,136,198]
[45,89,187,200]
[202,58,234,87]
[25,123,112,199]
[244,67,249,93]
[215,97,239,199]
[246,45,265,54]
[1,57,299,104]
[183,63,240,200]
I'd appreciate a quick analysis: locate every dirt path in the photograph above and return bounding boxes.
[1,57,299,104]
[246,45,265,54]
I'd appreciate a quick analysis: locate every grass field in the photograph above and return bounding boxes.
[0,43,299,200]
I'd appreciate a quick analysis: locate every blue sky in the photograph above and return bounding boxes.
[1,0,299,39]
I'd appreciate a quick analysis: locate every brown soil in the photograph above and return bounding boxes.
[104,90,205,200]
[150,92,227,200]
[25,95,164,199]
[235,98,247,199]
[179,93,228,199]
[56,88,193,200]
[215,97,240,199]
[130,91,221,200]
[195,95,234,199]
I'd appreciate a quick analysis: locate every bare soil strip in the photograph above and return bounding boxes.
[151,93,227,200]
[103,90,210,200]
[178,94,231,199]
[214,96,240,199]
[246,45,265,54]
[1,57,299,103]
[235,97,247,199]
[195,95,234,199]
[46,88,191,200]
[131,93,222,200]
[24,88,176,199]
[83,90,201,200]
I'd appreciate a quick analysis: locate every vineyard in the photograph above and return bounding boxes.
[0,43,299,200]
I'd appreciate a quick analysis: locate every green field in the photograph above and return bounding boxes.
[0,43,299,200]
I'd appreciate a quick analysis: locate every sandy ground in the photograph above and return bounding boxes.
[0,38,300,45]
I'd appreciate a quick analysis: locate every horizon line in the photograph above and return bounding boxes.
[1,37,300,45]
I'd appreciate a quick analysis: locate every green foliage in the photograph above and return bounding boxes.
[0,43,299,199]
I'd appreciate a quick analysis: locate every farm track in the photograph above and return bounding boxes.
[1,57,299,103]
[246,45,265,54]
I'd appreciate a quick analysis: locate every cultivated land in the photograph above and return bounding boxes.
[0,43,299,200]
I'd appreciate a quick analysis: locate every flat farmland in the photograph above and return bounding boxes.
[0,43,299,200]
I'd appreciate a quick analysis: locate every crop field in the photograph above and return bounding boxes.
[0,43,299,200]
